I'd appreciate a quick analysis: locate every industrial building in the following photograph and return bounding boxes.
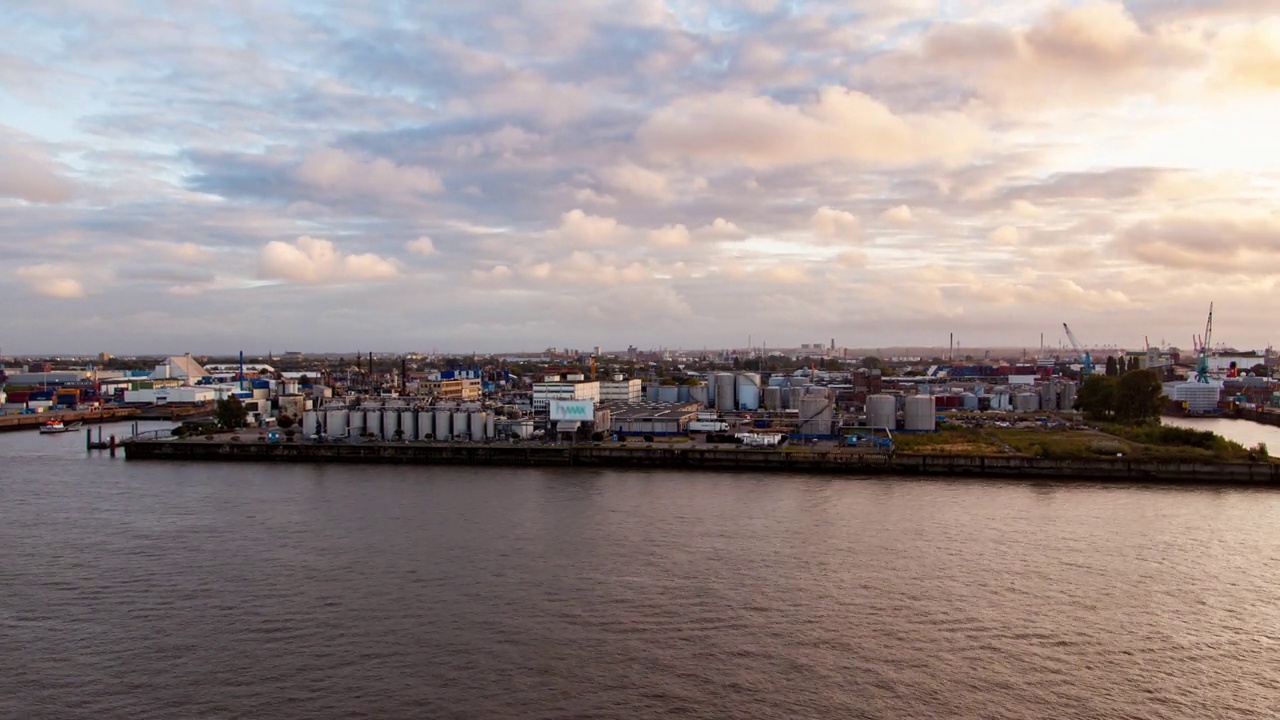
[603,401,700,436]
[532,376,600,410]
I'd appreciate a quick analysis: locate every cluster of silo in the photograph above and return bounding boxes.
[903,395,936,432]
[1013,393,1040,413]
[306,401,497,441]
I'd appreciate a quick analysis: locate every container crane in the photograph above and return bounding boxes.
[1195,302,1213,383]
[1063,323,1094,376]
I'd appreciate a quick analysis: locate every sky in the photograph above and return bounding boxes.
[1,0,1278,356]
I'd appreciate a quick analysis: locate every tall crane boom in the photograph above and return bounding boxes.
[1195,302,1213,383]
[1063,322,1094,376]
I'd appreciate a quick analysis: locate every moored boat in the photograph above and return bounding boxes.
[38,420,68,434]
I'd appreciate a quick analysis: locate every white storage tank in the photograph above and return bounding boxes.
[326,408,348,437]
[347,410,365,437]
[736,373,761,410]
[798,395,834,435]
[364,408,383,439]
[486,413,496,441]
[904,395,936,431]
[1059,383,1077,412]
[961,392,979,411]
[867,394,896,430]
[383,408,401,438]
[302,410,321,435]
[417,410,434,440]
[435,409,452,440]
[715,373,736,412]
[401,409,417,439]
[469,411,485,441]
[453,410,468,440]
[658,385,679,403]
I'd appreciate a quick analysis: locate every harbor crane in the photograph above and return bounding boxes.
[1063,323,1095,376]
[1195,302,1213,383]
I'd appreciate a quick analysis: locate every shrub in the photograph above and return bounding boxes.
[643,434,654,443]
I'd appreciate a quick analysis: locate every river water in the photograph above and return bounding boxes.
[2,421,1278,719]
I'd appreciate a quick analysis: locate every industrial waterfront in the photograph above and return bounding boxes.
[3,424,1278,719]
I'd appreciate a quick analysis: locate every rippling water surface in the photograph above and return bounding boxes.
[2,423,1279,719]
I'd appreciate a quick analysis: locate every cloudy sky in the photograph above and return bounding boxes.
[2,1,1278,355]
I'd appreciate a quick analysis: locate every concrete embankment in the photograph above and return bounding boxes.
[123,439,1280,485]
[0,407,142,433]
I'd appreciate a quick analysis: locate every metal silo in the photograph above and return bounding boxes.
[326,408,348,437]
[1014,393,1039,413]
[677,385,691,403]
[435,409,452,440]
[417,410,434,440]
[658,385,679,403]
[469,411,485,441]
[689,384,709,407]
[961,392,979,411]
[645,383,660,401]
[347,410,365,438]
[1059,383,1077,412]
[904,395,936,431]
[763,386,782,411]
[485,413,495,441]
[384,408,401,438]
[867,394,896,430]
[798,395,834,435]
[302,410,320,435]
[715,373,736,412]
[364,408,383,439]
[453,410,468,440]
[736,373,761,410]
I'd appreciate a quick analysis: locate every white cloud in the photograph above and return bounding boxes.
[0,128,76,203]
[599,160,672,200]
[989,225,1021,245]
[258,236,399,283]
[649,224,691,247]
[812,206,860,239]
[15,264,86,298]
[292,148,443,198]
[881,204,915,224]
[553,209,627,246]
[405,236,437,255]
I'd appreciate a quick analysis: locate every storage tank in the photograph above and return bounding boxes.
[645,384,660,401]
[486,414,496,441]
[798,395,834,436]
[347,410,365,438]
[1059,383,1077,412]
[867,394,896,430]
[325,408,349,437]
[676,385,691,403]
[383,408,401,438]
[364,408,383,439]
[689,384,709,407]
[302,410,321,435]
[961,392,979,411]
[658,385,679,403]
[1013,393,1040,413]
[904,395,936,431]
[469,411,485,441]
[763,386,783,411]
[453,410,469,440]
[435,409,452,440]
[736,373,761,410]
[416,410,433,440]
[401,408,417,439]
[714,373,736,412]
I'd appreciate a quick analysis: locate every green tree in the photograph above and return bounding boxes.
[1075,375,1118,421]
[1105,356,1119,377]
[860,356,883,370]
[1114,369,1165,424]
[215,396,249,430]
[276,414,295,429]
[1251,363,1270,378]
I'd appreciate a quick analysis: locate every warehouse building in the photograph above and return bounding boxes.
[603,401,700,436]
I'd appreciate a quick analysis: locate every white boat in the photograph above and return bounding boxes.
[38,420,80,434]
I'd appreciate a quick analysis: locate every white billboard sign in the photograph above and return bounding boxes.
[549,399,595,421]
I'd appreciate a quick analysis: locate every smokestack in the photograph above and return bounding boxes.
[401,356,407,393]
[239,350,245,391]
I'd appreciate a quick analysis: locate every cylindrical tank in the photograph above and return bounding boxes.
[417,410,434,440]
[786,387,806,410]
[453,410,468,440]
[645,384,659,401]
[384,408,401,438]
[302,410,320,435]
[1014,393,1040,413]
[736,373,761,410]
[798,395,834,436]
[904,395,936,431]
[658,385,679,403]
[486,414,495,441]
[961,392,979,411]
[1059,384,1077,412]
[763,385,783,411]
[364,408,383,439]
[867,394,896,430]
[347,410,365,438]
[469,412,485,441]
[805,385,828,397]
[326,408,348,437]
[715,373,736,412]
[689,384,709,407]
[768,376,787,387]
[435,409,452,440]
[677,386,691,403]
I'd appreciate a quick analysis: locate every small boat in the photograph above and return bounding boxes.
[39,420,69,434]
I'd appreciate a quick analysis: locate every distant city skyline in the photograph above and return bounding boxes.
[2,2,1278,354]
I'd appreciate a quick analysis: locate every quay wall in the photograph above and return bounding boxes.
[0,407,142,433]
[123,440,1280,485]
